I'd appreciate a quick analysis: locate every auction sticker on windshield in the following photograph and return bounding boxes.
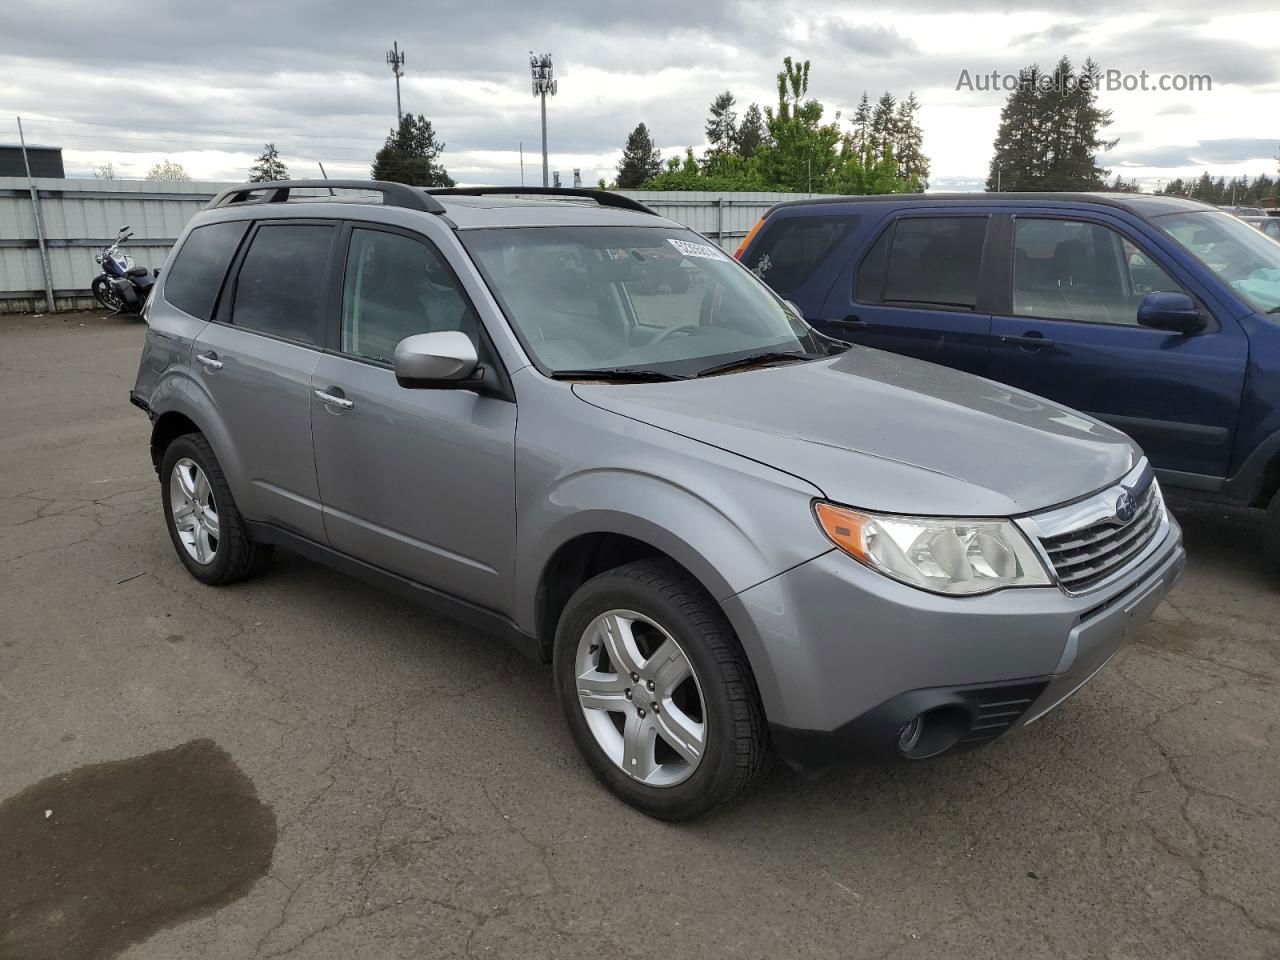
[668,238,726,261]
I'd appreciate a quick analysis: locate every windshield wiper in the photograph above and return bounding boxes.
[693,351,813,378]
[1267,306,1280,315]
[549,367,685,382]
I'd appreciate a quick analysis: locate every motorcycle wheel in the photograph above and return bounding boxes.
[92,277,126,312]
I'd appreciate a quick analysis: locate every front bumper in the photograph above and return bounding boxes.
[723,514,1184,777]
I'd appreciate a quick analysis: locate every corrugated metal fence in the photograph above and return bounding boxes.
[0,178,830,313]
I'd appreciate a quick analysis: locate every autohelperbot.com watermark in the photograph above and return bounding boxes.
[956,68,1211,94]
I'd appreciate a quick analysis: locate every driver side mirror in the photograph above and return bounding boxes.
[1137,292,1206,334]
[394,331,479,389]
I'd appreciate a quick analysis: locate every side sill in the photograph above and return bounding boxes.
[244,520,548,664]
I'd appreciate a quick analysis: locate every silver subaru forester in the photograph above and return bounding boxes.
[131,181,1184,820]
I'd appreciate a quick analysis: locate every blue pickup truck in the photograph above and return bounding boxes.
[736,192,1280,567]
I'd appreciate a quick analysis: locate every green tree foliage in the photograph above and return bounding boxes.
[634,58,923,194]
[751,57,844,192]
[704,91,739,162]
[736,103,765,159]
[987,57,1114,191]
[248,143,289,182]
[844,89,928,191]
[1157,171,1278,204]
[372,114,455,187]
[616,122,663,188]
[146,159,190,182]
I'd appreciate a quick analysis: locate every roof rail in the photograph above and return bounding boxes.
[204,179,446,214]
[424,186,656,216]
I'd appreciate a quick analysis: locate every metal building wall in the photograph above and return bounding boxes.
[0,177,223,312]
[0,180,834,312]
[617,191,835,251]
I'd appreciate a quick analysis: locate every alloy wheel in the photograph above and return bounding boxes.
[574,609,707,787]
[169,458,219,564]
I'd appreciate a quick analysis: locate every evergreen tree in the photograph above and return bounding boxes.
[704,91,739,159]
[868,92,897,158]
[371,114,455,187]
[735,103,765,159]
[987,57,1113,191]
[892,92,929,190]
[248,143,289,182]
[616,123,663,188]
[848,92,872,154]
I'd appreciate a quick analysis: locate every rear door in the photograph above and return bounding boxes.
[987,212,1248,478]
[309,221,517,607]
[816,214,997,378]
[191,220,336,542]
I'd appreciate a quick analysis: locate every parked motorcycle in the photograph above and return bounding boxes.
[92,225,156,315]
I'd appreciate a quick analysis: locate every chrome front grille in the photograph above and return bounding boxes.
[1020,460,1166,595]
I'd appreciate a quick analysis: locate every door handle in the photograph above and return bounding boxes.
[195,352,223,370]
[314,388,354,411]
[828,315,868,331]
[999,333,1054,350]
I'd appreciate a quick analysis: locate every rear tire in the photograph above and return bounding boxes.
[553,558,769,821]
[1265,489,1280,573]
[160,433,273,585]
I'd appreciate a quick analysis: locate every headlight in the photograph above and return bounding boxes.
[814,502,1051,596]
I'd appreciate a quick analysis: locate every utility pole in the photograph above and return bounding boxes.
[530,53,557,187]
[17,117,54,313]
[519,142,524,187]
[386,42,405,126]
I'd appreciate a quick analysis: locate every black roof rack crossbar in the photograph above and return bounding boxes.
[205,179,446,214]
[424,186,656,216]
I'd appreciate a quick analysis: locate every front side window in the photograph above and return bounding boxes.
[1155,210,1280,313]
[1012,218,1181,325]
[164,220,249,320]
[881,217,987,310]
[231,224,333,345]
[341,228,480,363]
[461,226,829,377]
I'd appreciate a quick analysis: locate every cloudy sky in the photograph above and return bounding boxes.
[3,0,1277,191]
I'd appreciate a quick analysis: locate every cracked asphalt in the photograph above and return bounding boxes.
[1,311,1278,959]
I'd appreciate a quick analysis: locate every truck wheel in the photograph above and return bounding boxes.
[1265,489,1280,572]
[160,433,273,585]
[553,558,769,821]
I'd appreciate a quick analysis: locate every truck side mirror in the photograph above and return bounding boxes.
[1137,292,1206,334]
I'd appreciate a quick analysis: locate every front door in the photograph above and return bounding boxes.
[191,220,335,541]
[988,214,1248,478]
[309,223,517,608]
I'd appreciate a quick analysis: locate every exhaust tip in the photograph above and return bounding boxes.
[897,706,970,759]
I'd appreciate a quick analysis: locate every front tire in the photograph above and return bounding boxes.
[553,559,768,821]
[160,433,273,585]
[92,277,124,312]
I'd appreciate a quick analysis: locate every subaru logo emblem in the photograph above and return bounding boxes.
[1115,490,1137,523]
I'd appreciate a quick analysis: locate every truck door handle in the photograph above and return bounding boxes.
[314,388,354,411]
[828,316,868,331]
[1000,333,1054,350]
[195,352,223,370]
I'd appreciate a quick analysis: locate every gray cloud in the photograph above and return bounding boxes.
[2,0,1277,186]
[1110,138,1280,166]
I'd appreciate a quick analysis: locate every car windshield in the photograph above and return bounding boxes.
[1154,210,1280,313]
[460,225,831,377]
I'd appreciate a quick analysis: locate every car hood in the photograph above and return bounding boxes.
[572,348,1140,517]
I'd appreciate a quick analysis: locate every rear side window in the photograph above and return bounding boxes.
[747,215,859,299]
[230,224,333,345]
[163,221,249,320]
[879,217,988,310]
